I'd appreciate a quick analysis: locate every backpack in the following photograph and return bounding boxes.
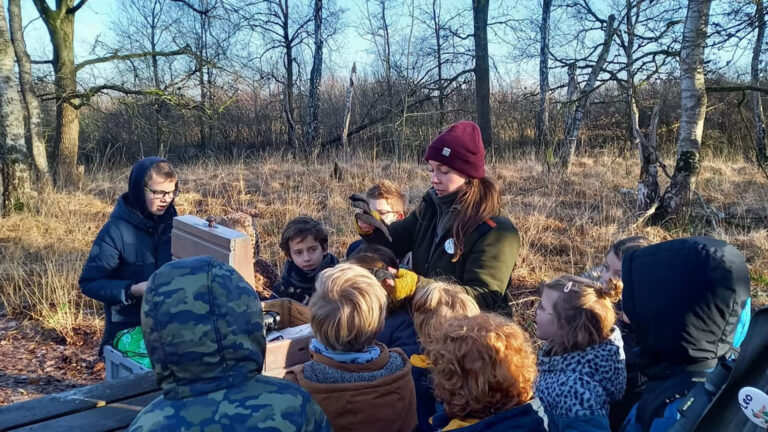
[670,307,768,432]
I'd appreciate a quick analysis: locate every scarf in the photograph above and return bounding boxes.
[309,338,381,364]
[278,253,339,304]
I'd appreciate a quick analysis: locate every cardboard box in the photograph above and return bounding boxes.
[172,215,256,288]
[262,298,313,377]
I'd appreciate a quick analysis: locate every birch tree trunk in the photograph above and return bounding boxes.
[341,63,356,153]
[656,0,712,222]
[472,0,493,149]
[8,0,50,190]
[557,14,616,171]
[752,0,767,164]
[537,0,553,151]
[304,0,323,154]
[0,0,30,216]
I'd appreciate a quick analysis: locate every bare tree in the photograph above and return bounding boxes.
[656,0,712,222]
[7,0,50,189]
[113,0,179,156]
[305,0,323,152]
[556,14,616,171]
[32,0,193,187]
[752,0,767,164]
[32,0,83,187]
[0,0,30,215]
[341,62,357,152]
[537,0,553,151]
[472,0,493,148]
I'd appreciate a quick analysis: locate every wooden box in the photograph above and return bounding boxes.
[171,215,256,288]
[262,298,313,377]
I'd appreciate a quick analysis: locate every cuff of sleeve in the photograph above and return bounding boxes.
[122,283,137,305]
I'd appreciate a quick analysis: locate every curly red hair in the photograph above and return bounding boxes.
[426,313,537,419]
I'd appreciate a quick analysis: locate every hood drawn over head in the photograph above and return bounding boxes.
[126,156,176,221]
[622,237,750,367]
[142,256,265,399]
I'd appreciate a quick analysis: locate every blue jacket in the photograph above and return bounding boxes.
[79,157,177,352]
[619,237,752,432]
[430,399,548,432]
[535,327,626,432]
[377,307,421,358]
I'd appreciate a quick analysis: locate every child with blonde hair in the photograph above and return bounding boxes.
[295,263,417,432]
[535,275,626,431]
[426,313,548,431]
[409,282,481,431]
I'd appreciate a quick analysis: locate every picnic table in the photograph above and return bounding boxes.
[0,372,159,432]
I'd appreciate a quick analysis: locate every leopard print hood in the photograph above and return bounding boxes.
[535,326,626,419]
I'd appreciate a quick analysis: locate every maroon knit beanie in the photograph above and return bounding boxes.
[423,121,486,179]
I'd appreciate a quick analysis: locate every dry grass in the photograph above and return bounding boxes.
[1,154,766,341]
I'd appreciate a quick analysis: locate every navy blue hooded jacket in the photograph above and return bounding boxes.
[619,237,751,432]
[79,157,177,353]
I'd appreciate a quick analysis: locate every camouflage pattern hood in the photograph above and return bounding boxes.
[129,256,330,431]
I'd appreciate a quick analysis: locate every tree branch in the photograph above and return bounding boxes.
[706,85,768,95]
[67,0,89,14]
[74,47,193,72]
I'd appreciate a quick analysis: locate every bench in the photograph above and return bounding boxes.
[0,372,159,432]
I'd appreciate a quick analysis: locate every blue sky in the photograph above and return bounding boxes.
[17,0,757,90]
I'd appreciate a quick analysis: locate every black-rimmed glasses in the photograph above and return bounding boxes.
[144,187,180,200]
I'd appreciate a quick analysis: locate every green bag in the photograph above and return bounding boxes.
[113,326,152,370]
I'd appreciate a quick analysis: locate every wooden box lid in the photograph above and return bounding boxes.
[172,215,256,287]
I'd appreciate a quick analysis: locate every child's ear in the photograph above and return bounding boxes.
[396,213,405,221]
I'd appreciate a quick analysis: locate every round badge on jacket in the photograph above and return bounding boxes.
[444,238,455,254]
[738,386,768,428]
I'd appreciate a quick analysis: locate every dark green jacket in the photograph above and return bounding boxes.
[363,189,521,312]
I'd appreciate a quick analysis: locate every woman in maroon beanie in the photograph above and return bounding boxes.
[354,121,520,314]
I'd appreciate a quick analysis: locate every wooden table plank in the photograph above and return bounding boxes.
[7,390,161,432]
[0,373,158,430]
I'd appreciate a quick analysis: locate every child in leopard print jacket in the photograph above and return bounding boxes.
[534,275,627,432]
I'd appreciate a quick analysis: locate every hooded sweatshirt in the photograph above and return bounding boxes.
[79,157,178,352]
[535,326,626,431]
[129,256,330,432]
[619,237,752,432]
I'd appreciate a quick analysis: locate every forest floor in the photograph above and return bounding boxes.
[1,154,767,404]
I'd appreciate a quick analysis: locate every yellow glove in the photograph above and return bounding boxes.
[389,268,419,301]
[354,209,382,235]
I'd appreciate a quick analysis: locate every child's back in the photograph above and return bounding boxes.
[295,263,417,432]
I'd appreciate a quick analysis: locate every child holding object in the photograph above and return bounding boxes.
[79,157,179,354]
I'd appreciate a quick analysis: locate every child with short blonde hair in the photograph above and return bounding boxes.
[295,263,417,432]
[412,282,480,346]
[535,275,626,431]
[409,282,481,431]
[426,313,547,431]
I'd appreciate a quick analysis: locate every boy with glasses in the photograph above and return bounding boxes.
[80,157,180,354]
[347,180,412,268]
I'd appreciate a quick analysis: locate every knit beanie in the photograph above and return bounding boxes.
[423,121,486,179]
